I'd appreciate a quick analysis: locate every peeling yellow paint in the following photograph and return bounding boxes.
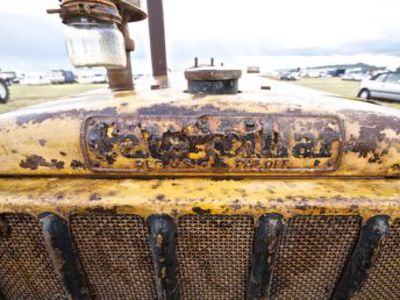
[0,178,399,221]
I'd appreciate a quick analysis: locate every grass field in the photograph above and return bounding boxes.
[2,79,400,113]
[293,78,359,99]
[0,83,106,114]
[292,77,400,110]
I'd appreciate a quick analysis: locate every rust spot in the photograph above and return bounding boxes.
[368,153,383,164]
[89,194,102,201]
[355,127,385,158]
[20,155,65,170]
[59,151,67,157]
[156,194,166,202]
[255,201,266,209]
[171,209,179,217]
[55,193,64,200]
[70,160,86,170]
[89,206,117,215]
[192,207,211,215]
[151,181,162,189]
[391,164,400,171]
[294,204,311,211]
[230,199,242,210]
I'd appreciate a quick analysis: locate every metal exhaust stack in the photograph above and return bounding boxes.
[147,0,168,77]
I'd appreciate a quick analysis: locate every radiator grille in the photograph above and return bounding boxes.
[0,214,65,300]
[270,215,361,300]
[176,215,254,300]
[70,214,156,300]
[354,219,400,299]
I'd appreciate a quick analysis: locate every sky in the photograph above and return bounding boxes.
[1,0,400,73]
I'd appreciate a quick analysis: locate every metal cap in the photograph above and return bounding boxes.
[48,0,147,24]
[185,67,242,81]
[117,0,147,22]
[185,66,242,95]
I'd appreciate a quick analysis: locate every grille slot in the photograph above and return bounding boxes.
[270,215,361,300]
[0,214,65,300]
[70,214,157,300]
[354,219,400,299]
[176,215,254,300]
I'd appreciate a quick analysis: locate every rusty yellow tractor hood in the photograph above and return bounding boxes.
[1,83,400,178]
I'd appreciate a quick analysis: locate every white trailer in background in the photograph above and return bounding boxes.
[19,72,51,85]
[76,70,108,84]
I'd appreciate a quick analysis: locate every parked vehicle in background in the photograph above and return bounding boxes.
[19,72,52,85]
[0,71,18,85]
[247,66,260,74]
[327,68,346,77]
[280,72,299,81]
[76,72,108,84]
[358,72,400,101]
[0,79,9,104]
[342,69,371,81]
[50,70,76,84]
[50,70,65,84]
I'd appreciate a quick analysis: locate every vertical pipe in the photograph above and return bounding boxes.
[147,0,168,77]
[107,17,135,91]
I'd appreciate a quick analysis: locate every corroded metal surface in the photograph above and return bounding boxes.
[48,0,123,24]
[147,0,167,77]
[148,215,180,300]
[0,178,398,298]
[332,215,390,300]
[0,214,66,299]
[176,215,254,300]
[48,0,147,23]
[70,214,157,299]
[82,114,343,174]
[39,213,91,300]
[354,219,400,299]
[247,214,284,300]
[1,88,400,177]
[0,178,400,220]
[185,68,242,81]
[270,215,361,300]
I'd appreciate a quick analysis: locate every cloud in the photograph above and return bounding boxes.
[1,0,400,72]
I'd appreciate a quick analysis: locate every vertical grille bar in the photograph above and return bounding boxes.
[247,214,284,300]
[39,213,91,300]
[148,215,180,300]
[270,215,361,300]
[353,219,400,299]
[176,215,254,300]
[70,214,157,300]
[332,215,390,300]
[0,214,65,300]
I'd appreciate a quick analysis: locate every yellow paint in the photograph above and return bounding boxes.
[0,86,399,177]
[0,178,399,222]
